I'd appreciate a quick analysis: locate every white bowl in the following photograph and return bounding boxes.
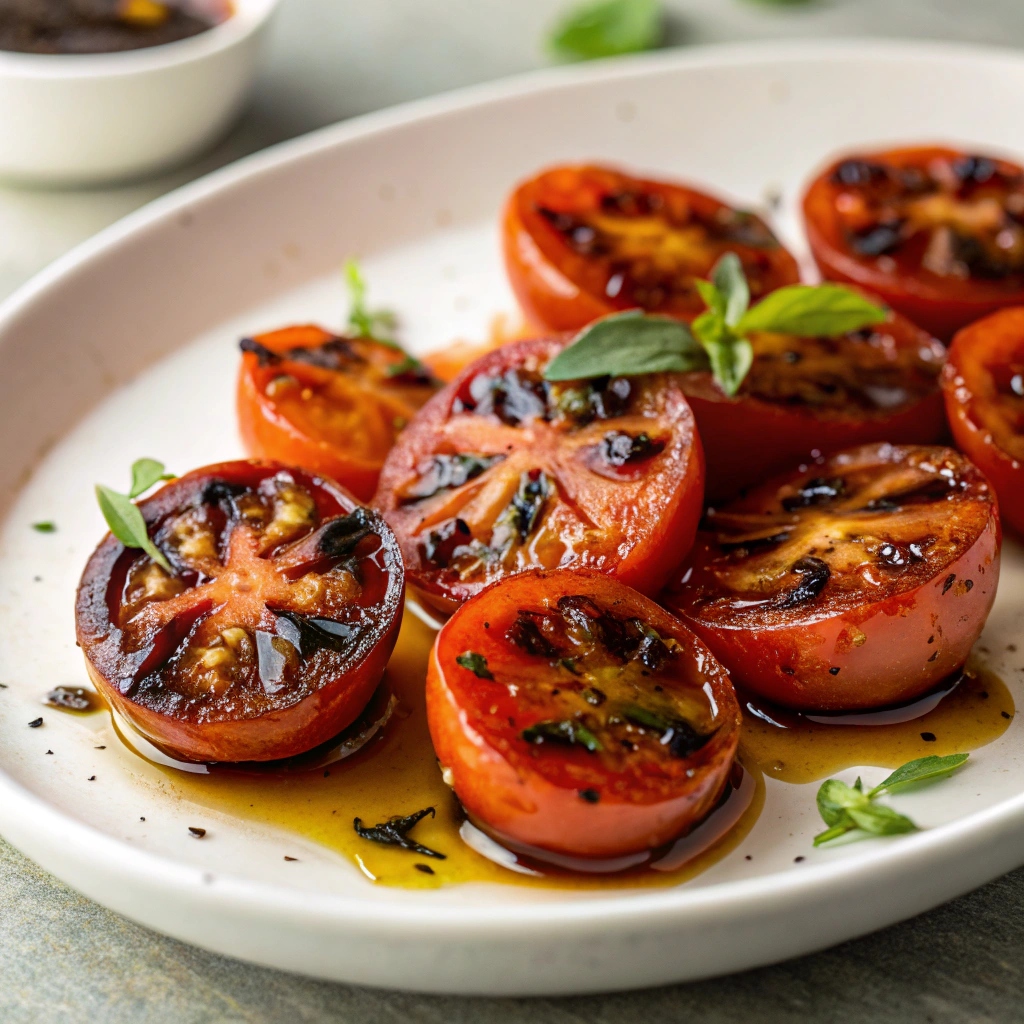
[0,0,279,186]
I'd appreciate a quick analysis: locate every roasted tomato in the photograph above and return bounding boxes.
[76,460,404,763]
[426,568,740,859]
[943,306,1024,536]
[685,309,947,502]
[504,164,800,332]
[372,336,705,617]
[664,444,1000,711]
[803,146,1024,340]
[237,325,438,502]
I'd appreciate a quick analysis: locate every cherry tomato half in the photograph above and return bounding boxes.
[372,336,705,618]
[685,309,947,503]
[237,325,438,502]
[76,460,404,763]
[943,306,1024,536]
[803,146,1024,340]
[426,568,740,859]
[504,164,800,332]
[664,444,1000,711]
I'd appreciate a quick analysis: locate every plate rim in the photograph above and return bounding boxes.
[2,34,1024,938]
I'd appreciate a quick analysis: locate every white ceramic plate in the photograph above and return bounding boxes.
[2,40,1024,996]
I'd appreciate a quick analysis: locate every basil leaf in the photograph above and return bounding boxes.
[694,279,725,320]
[711,252,749,328]
[693,309,753,398]
[548,0,662,61]
[32,521,56,533]
[847,803,918,837]
[95,484,172,573]
[455,651,493,680]
[870,753,970,796]
[736,284,887,338]
[816,778,868,827]
[813,822,856,847]
[543,311,708,381]
[129,458,173,500]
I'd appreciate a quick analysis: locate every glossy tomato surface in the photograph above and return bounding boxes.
[237,325,438,502]
[426,568,740,859]
[76,460,404,763]
[504,164,800,332]
[943,306,1024,536]
[665,444,1000,711]
[686,308,947,502]
[372,336,705,617]
[803,146,1024,340]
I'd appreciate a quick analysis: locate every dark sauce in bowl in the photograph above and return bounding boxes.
[0,0,231,55]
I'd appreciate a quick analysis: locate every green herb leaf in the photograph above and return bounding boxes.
[813,823,856,847]
[543,310,708,382]
[712,252,750,328]
[816,778,868,827]
[522,719,603,752]
[694,278,724,320]
[736,284,887,338]
[31,521,56,533]
[455,651,494,680]
[129,458,174,500]
[692,308,753,398]
[344,258,400,344]
[548,0,662,62]
[847,803,918,837]
[870,753,970,796]
[95,484,172,573]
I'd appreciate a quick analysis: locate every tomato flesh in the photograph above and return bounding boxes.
[803,146,1024,340]
[426,568,740,859]
[237,325,437,502]
[684,310,946,502]
[943,306,1024,536]
[76,460,404,762]
[373,336,705,617]
[664,444,1000,711]
[504,164,800,332]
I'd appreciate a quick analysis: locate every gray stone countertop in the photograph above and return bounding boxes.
[3,1,1024,1020]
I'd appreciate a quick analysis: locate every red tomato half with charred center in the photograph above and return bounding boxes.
[685,309,947,503]
[943,306,1024,536]
[664,444,1000,712]
[76,460,404,763]
[237,325,438,502]
[504,164,800,332]
[426,569,741,860]
[372,336,705,618]
[803,146,1024,340]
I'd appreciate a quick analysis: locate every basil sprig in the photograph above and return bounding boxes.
[548,0,662,62]
[95,458,175,573]
[543,253,888,396]
[813,753,969,847]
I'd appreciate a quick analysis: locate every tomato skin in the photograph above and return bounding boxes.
[76,460,405,763]
[237,325,436,503]
[373,336,706,618]
[684,311,947,503]
[803,146,1024,341]
[425,569,740,859]
[665,444,1000,711]
[504,164,800,332]
[943,307,1024,536]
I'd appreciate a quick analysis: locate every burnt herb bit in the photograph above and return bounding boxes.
[498,470,551,543]
[188,826,207,838]
[32,521,57,533]
[27,717,43,728]
[403,453,504,502]
[813,753,969,847]
[522,718,603,752]
[45,687,96,712]
[456,651,494,680]
[602,431,665,467]
[778,556,831,609]
[622,704,710,758]
[353,806,446,859]
[507,611,560,658]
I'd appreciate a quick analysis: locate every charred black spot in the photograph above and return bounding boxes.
[505,471,550,542]
[582,686,606,706]
[273,608,363,656]
[622,704,710,758]
[953,155,997,185]
[600,190,663,217]
[602,431,665,467]
[506,611,560,658]
[850,221,903,257]
[832,159,887,187]
[318,508,377,559]
[877,542,910,567]
[201,479,246,507]
[468,369,550,426]
[942,573,956,595]
[421,517,471,569]
[866,477,958,511]
[402,453,504,503]
[239,337,281,366]
[579,788,600,803]
[353,807,445,859]
[781,477,846,511]
[829,666,841,676]
[778,557,831,609]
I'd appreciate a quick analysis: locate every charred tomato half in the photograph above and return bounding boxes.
[803,145,1024,340]
[943,306,1024,536]
[665,444,1000,711]
[237,325,438,502]
[372,336,705,617]
[76,460,404,763]
[504,164,800,332]
[426,568,740,859]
